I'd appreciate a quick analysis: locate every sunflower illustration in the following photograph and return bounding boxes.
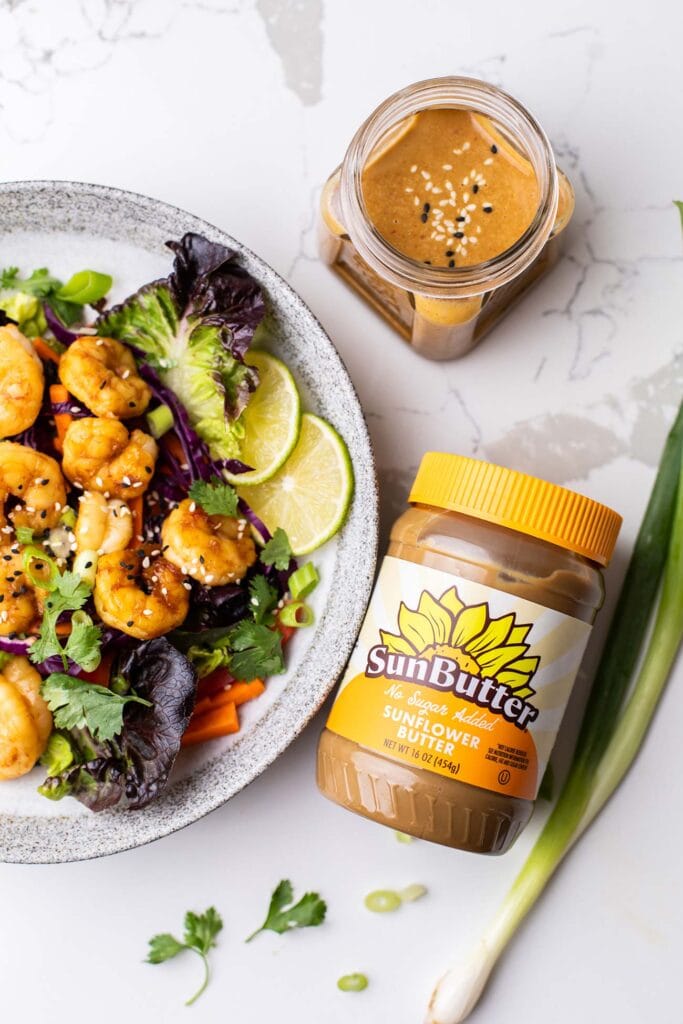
[380,586,539,698]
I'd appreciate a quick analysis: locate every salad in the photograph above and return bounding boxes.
[0,234,353,812]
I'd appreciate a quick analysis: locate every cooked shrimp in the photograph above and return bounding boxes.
[62,418,158,500]
[0,655,51,780]
[94,545,190,639]
[58,336,151,419]
[0,325,45,439]
[161,497,257,586]
[0,545,43,636]
[2,655,51,746]
[0,441,67,531]
[75,491,133,555]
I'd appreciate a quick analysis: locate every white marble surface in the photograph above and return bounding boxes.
[1,0,682,1021]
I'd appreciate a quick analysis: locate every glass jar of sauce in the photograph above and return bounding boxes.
[317,453,621,855]
[319,77,574,360]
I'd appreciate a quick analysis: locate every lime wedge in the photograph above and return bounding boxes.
[238,413,354,555]
[225,350,301,485]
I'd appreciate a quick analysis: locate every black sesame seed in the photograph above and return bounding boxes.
[35,563,43,571]
[491,144,498,153]
[454,231,464,238]
[446,250,454,257]
[423,260,432,265]
[456,216,466,222]
[17,484,22,491]
[144,466,152,474]
[448,259,455,268]
[126,620,134,627]
[40,510,47,519]
[40,478,49,486]
[84,561,92,569]
[2,555,11,561]
[99,380,107,389]
[420,213,428,223]
[423,202,430,213]
[0,595,4,603]
[483,205,493,213]
[472,184,479,193]
[128,401,136,408]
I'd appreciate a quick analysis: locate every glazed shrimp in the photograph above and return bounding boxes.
[161,498,257,586]
[0,655,52,780]
[0,441,67,531]
[0,325,45,439]
[58,336,151,419]
[94,545,190,639]
[75,491,133,555]
[0,545,44,636]
[62,418,158,500]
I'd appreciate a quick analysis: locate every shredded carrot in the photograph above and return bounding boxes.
[129,496,144,540]
[192,679,264,720]
[181,701,239,746]
[50,384,72,453]
[55,620,72,637]
[164,433,184,463]
[33,337,61,365]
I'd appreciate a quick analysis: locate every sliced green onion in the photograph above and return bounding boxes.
[364,889,401,913]
[59,507,77,530]
[288,562,319,600]
[110,672,130,696]
[426,397,683,1024]
[279,601,314,628]
[22,546,58,590]
[73,550,98,588]
[146,403,174,439]
[56,270,112,305]
[395,831,415,844]
[40,733,74,775]
[337,973,368,992]
[400,884,427,902]
[15,525,34,545]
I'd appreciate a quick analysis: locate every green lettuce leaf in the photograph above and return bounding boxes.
[96,233,266,459]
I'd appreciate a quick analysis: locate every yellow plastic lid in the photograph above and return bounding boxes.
[409,452,622,566]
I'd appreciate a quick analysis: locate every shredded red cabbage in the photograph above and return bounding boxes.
[43,303,79,346]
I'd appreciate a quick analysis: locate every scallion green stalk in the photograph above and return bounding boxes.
[426,399,683,1024]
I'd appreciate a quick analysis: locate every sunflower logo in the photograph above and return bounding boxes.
[379,586,539,699]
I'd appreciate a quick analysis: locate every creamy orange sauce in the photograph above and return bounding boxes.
[361,108,540,268]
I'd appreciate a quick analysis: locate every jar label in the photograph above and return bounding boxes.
[325,555,592,800]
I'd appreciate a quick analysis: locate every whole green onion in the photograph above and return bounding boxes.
[427,398,683,1024]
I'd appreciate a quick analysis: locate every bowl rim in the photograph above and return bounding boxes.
[0,179,379,863]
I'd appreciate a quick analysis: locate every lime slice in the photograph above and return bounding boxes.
[238,413,354,555]
[225,350,301,485]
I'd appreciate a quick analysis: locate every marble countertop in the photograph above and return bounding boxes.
[1,1,682,1021]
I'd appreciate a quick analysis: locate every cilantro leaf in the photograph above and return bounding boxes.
[184,907,223,956]
[249,574,278,626]
[63,612,102,673]
[0,266,19,288]
[147,933,185,964]
[260,528,293,571]
[188,476,238,517]
[146,907,223,1006]
[40,673,151,742]
[18,267,63,298]
[15,526,34,545]
[246,879,327,941]
[29,571,93,669]
[228,620,284,681]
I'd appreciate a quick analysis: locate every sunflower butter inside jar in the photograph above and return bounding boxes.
[317,454,621,855]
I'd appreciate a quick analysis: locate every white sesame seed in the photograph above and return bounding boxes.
[205,574,214,583]
[70,406,80,414]
[161,586,168,596]
[189,502,196,513]
[410,164,418,173]
[183,582,192,591]
[484,157,493,165]
[95,477,103,487]
[413,196,420,206]
[404,187,414,193]
[442,164,453,170]
[420,170,430,180]
[121,369,130,379]
[142,556,150,569]
[143,608,152,616]
[132,481,143,488]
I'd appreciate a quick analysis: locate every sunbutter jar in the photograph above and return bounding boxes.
[317,454,622,855]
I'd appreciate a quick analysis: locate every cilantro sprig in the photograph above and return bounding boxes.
[188,476,239,517]
[246,880,327,942]
[228,620,284,681]
[260,528,293,571]
[40,673,151,742]
[249,574,279,626]
[28,570,101,671]
[147,907,223,1006]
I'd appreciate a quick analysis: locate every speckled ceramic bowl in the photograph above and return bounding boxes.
[0,180,378,864]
